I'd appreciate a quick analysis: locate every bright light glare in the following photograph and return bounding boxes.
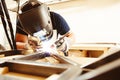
[40,41,58,54]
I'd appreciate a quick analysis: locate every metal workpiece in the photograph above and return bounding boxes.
[57,65,82,80]
[0,50,34,63]
[74,49,120,80]
[14,51,79,66]
[0,49,79,66]
[0,50,23,63]
[0,60,66,76]
[14,51,51,60]
[0,60,80,80]
[1,48,120,80]
[75,58,120,80]
[0,50,22,56]
[0,49,81,80]
[83,49,120,69]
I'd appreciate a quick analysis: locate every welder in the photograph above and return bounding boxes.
[16,0,75,56]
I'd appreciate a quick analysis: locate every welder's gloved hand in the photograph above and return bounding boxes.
[28,36,42,51]
[56,38,68,55]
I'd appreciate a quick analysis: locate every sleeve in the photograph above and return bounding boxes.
[16,20,28,35]
[50,12,70,35]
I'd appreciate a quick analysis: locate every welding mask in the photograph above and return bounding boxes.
[18,0,53,41]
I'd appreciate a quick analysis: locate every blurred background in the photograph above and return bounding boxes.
[1,0,120,48]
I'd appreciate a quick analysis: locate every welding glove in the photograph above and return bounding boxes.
[28,36,42,51]
[56,38,68,56]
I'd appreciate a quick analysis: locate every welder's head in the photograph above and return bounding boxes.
[18,0,53,41]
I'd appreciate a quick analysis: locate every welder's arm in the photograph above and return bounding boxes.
[16,33,28,50]
[16,33,41,51]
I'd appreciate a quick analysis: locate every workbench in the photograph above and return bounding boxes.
[68,43,116,58]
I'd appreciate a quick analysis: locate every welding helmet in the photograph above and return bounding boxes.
[18,0,53,41]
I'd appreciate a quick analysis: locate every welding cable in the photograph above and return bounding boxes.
[0,3,13,49]
[1,0,16,49]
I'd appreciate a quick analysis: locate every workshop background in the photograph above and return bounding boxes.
[1,0,120,48]
[0,0,120,80]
